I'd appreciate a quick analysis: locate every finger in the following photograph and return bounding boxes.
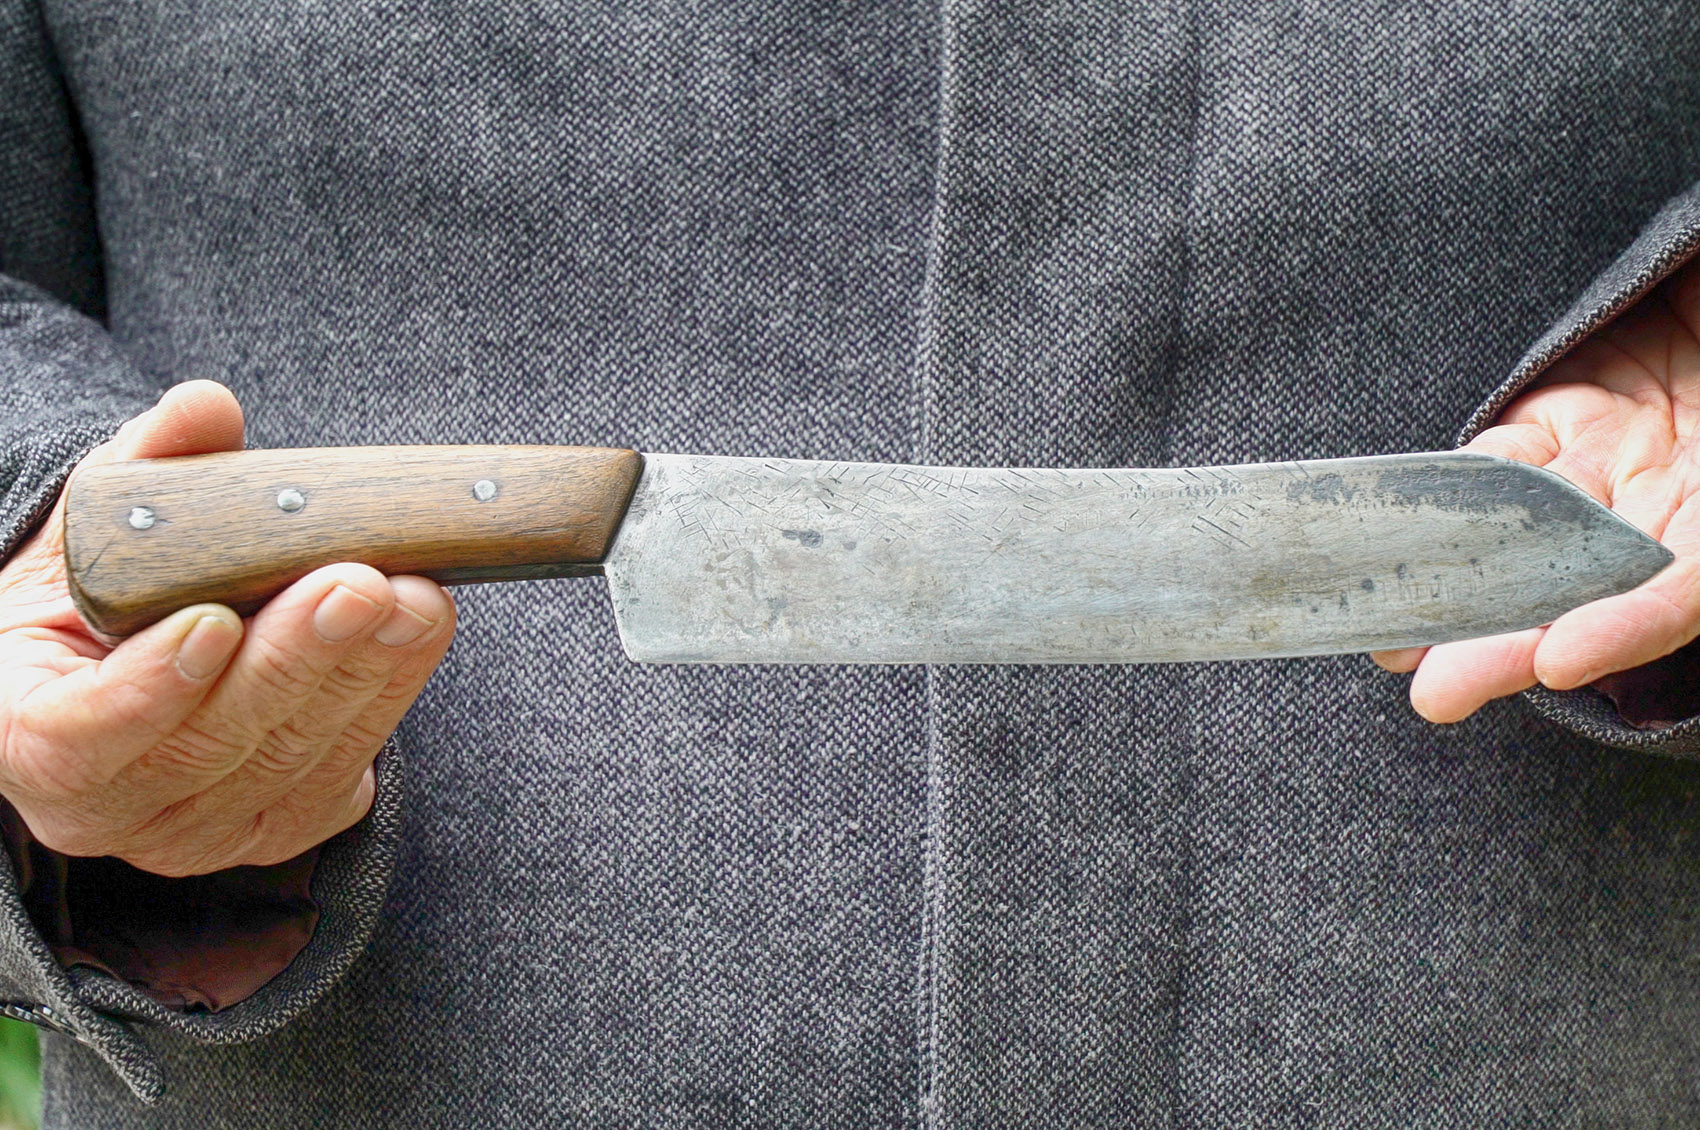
[241,584,454,865]
[280,765,380,864]
[1581,285,1700,397]
[1458,421,1562,468]
[94,380,245,465]
[1407,627,1545,724]
[3,604,242,801]
[130,564,396,790]
[285,578,455,798]
[300,575,455,781]
[1370,646,1427,673]
[1458,418,1629,518]
[1363,425,1563,683]
[1474,382,1634,498]
[1533,553,1700,690]
[142,580,453,871]
[172,577,453,818]
[1375,420,1596,695]
[1525,334,1656,405]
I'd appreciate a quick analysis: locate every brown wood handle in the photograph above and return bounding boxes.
[63,445,643,637]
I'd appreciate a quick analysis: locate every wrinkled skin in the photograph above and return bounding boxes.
[0,381,456,876]
[1373,260,1700,723]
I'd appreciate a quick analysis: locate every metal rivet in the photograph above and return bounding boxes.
[277,489,306,513]
[127,507,156,530]
[473,479,498,502]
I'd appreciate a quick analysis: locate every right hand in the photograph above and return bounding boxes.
[1371,259,1700,723]
[0,381,456,877]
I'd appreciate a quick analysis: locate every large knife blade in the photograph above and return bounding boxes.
[62,446,1672,662]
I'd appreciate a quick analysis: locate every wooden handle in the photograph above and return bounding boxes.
[63,445,643,637]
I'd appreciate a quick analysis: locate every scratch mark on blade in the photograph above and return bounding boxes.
[1193,516,1251,548]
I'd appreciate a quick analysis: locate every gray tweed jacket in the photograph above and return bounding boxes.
[5,0,1700,1125]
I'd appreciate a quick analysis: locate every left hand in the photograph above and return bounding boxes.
[1372,260,1700,722]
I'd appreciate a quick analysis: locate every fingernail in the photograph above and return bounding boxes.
[177,614,241,679]
[314,585,383,642]
[375,604,437,648]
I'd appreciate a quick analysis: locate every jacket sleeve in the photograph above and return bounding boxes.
[0,3,402,1102]
[1460,180,1700,758]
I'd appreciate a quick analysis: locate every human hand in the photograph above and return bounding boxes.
[0,382,455,876]
[1372,263,1700,723]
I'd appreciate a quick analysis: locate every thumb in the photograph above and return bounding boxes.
[12,603,244,795]
[1,383,246,604]
[92,380,246,468]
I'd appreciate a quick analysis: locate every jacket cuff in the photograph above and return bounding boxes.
[0,742,403,1102]
[4,805,322,1013]
[1459,180,1700,756]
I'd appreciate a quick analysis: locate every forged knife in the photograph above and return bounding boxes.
[61,445,1673,662]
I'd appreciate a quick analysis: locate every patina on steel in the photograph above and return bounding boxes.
[601,451,1673,664]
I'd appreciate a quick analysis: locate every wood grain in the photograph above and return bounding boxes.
[63,445,643,636]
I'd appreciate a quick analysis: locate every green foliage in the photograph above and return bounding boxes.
[0,1019,40,1130]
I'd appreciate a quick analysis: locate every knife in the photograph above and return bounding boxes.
[61,445,1672,662]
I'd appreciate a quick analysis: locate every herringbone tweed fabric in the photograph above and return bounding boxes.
[3,0,1700,1125]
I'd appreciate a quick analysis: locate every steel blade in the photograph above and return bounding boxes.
[600,452,1673,664]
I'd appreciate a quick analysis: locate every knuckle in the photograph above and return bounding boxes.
[121,795,195,851]
[247,638,324,700]
[337,718,392,755]
[8,693,153,799]
[246,722,325,776]
[372,657,436,702]
[253,794,365,863]
[150,718,245,776]
[305,725,388,782]
[326,650,399,695]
